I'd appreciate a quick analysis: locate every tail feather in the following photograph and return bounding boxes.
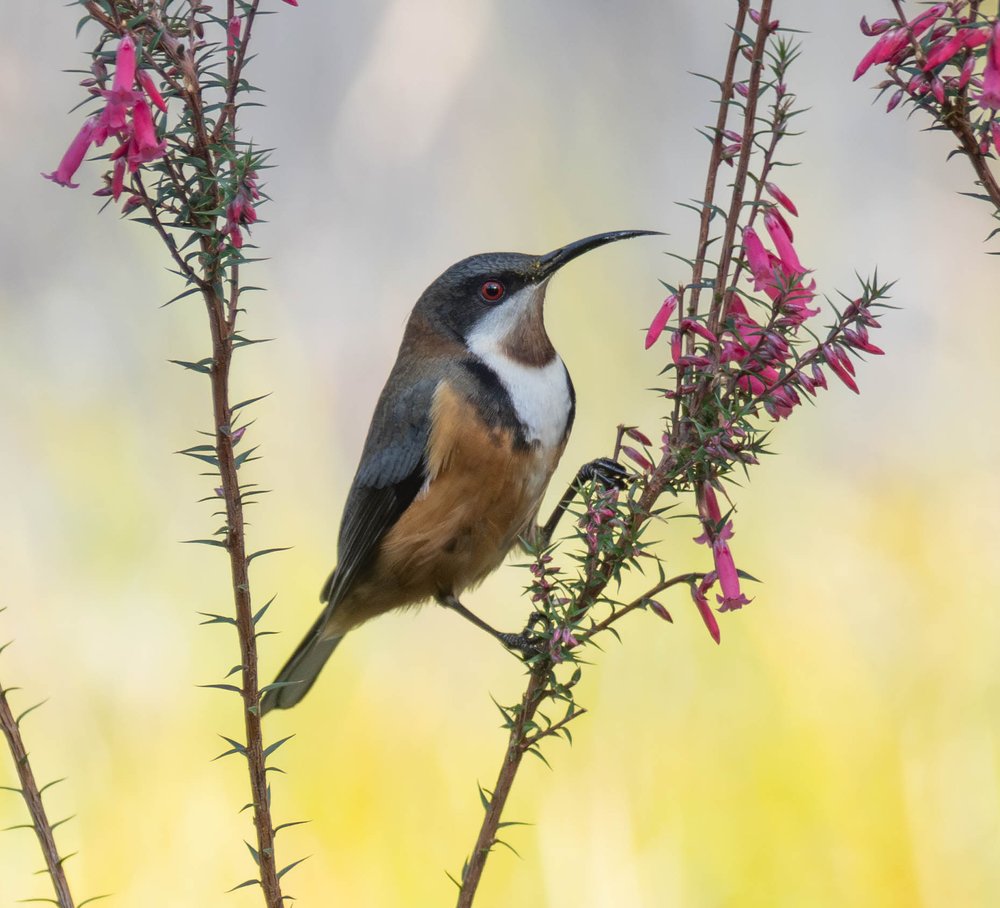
[260,608,344,715]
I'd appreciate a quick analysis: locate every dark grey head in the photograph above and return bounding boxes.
[413,230,661,354]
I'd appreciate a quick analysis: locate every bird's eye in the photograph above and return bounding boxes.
[479,280,505,303]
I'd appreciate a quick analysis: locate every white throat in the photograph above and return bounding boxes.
[465,286,572,450]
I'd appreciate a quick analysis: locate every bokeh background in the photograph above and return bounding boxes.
[3,2,999,906]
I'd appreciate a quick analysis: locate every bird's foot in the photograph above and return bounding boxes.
[497,610,549,657]
[577,456,630,492]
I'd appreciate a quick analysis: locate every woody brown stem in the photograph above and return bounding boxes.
[201,279,282,906]
[0,684,76,908]
[709,0,775,334]
[685,0,749,322]
[455,662,550,908]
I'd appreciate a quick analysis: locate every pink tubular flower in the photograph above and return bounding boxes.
[624,426,652,446]
[764,209,803,274]
[843,324,885,356]
[126,98,167,171]
[980,22,1000,109]
[621,446,651,472]
[549,626,579,663]
[648,599,672,622]
[748,8,778,30]
[742,226,774,290]
[100,35,141,135]
[112,157,126,200]
[282,0,299,5]
[767,205,795,242]
[695,483,751,614]
[111,34,137,95]
[855,6,946,80]
[959,54,976,89]
[764,181,798,216]
[645,294,678,348]
[680,318,717,344]
[43,116,99,188]
[923,28,989,71]
[137,69,167,113]
[691,577,721,644]
[227,16,242,59]
[222,169,262,248]
[912,5,948,30]
[854,29,909,80]
[822,343,860,394]
[860,16,895,37]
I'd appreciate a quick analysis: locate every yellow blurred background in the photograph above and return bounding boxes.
[2,2,999,906]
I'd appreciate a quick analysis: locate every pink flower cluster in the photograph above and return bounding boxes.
[549,626,579,663]
[43,35,167,197]
[856,5,1000,114]
[526,555,579,662]
[222,169,262,249]
[647,181,884,425]
[854,5,948,81]
[643,178,887,641]
[694,483,750,623]
[579,487,622,557]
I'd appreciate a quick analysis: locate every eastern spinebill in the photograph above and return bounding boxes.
[261,229,659,714]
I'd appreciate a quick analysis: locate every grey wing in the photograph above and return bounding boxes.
[319,374,439,606]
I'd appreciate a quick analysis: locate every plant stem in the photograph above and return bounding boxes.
[884,1,1000,211]
[455,660,551,908]
[942,93,1000,208]
[0,684,75,908]
[708,0,774,334]
[685,0,749,322]
[202,278,282,905]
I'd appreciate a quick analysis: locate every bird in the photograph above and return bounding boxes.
[261,229,659,714]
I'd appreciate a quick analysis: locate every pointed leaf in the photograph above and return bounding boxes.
[168,358,213,373]
[276,856,310,880]
[263,735,295,759]
[226,878,261,893]
[198,612,237,626]
[253,597,276,625]
[231,393,272,413]
[15,699,47,726]
[246,547,291,564]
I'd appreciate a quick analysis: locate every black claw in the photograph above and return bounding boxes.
[579,456,630,492]
[498,632,537,656]
[523,610,547,633]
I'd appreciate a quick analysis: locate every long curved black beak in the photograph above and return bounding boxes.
[536,229,663,279]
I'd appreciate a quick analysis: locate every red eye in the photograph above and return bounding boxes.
[480,280,505,303]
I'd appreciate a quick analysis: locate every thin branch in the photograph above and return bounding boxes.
[0,683,76,908]
[455,661,551,908]
[77,5,288,902]
[685,0,750,322]
[214,0,264,144]
[200,276,283,906]
[709,0,775,333]
[579,572,705,642]
[133,172,206,288]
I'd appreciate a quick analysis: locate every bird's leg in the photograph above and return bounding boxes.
[538,456,630,546]
[441,459,629,655]
[437,594,541,655]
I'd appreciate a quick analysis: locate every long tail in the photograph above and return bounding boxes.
[260,608,344,715]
